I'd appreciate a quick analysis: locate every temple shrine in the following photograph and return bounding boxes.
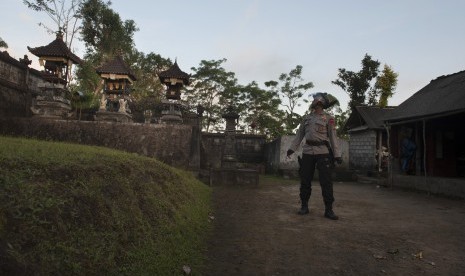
[209,106,259,186]
[221,106,240,169]
[157,60,190,123]
[27,30,81,118]
[95,52,136,123]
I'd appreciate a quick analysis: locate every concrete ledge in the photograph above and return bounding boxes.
[210,168,259,186]
[392,175,465,199]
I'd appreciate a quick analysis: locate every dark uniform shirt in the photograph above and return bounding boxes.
[289,111,341,157]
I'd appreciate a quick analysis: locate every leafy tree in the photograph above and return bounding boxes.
[75,0,138,96]
[332,106,350,140]
[185,59,238,132]
[0,37,7,48]
[129,50,172,101]
[332,54,380,110]
[80,0,138,62]
[23,0,83,48]
[74,59,100,94]
[127,50,172,122]
[265,65,314,133]
[332,54,398,138]
[236,82,284,139]
[374,64,398,107]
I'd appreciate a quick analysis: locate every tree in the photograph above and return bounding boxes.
[332,54,398,138]
[185,59,238,132]
[236,82,285,139]
[80,0,138,62]
[23,0,83,48]
[129,50,172,101]
[75,0,139,96]
[0,37,7,49]
[374,65,398,107]
[332,54,380,110]
[127,50,172,122]
[333,106,350,140]
[265,65,314,134]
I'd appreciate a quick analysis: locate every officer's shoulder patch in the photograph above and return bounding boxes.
[329,117,335,126]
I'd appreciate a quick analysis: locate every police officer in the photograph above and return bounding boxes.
[287,92,342,220]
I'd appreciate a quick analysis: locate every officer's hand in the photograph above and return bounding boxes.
[335,157,343,165]
[286,149,294,158]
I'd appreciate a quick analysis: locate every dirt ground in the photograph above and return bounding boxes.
[205,176,465,276]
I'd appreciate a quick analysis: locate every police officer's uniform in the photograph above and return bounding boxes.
[288,95,341,219]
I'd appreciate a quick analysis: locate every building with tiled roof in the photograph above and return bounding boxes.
[384,70,465,179]
[96,55,136,81]
[158,61,189,85]
[158,61,190,100]
[95,53,135,122]
[27,32,81,65]
[27,31,81,86]
[345,105,395,174]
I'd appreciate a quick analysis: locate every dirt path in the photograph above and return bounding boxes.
[205,176,465,276]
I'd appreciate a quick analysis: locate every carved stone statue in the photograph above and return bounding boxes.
[119,98,127,113]
[99,94,107,110]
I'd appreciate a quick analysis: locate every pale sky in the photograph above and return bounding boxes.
[2,0,465,114]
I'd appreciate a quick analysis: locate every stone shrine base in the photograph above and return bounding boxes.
[209,168,259,186]
[95,111,133,123]
[30,98,72,119]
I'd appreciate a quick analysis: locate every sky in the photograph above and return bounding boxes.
[2,0,465,114]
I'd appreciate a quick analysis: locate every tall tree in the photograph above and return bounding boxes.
[23,0,83,48]
[76,0,138,96]
[374,64,398,107]
[265,65,314,133]
[80,0,138,62]
[332,54,380,110]
[185,59,238,132]
[236,82,284,138]
[333,106,350,140]
[129,50,172,101]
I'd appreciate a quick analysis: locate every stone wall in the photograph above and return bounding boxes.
[0,51,43,117]
[0,117,267,173]
[348,130,377,172]
[0,118,199,170]
[265,135,301,175]
[265,135,350,178]
[200,133,266,170]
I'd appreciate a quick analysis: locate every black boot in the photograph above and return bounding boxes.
[297,200,310,216]
[324,209,339,220]
[298,205,309,215]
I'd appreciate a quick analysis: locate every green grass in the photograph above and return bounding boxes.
[0,136,212,275]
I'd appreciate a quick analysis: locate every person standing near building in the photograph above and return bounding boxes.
[286,92,342,220]
[401,134,416,174]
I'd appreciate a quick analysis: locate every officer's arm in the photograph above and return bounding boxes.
[288,121,305,156]
[328,117,341,158]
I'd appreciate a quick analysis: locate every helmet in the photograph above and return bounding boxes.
[310,93,326,108]
[310,92,339,109]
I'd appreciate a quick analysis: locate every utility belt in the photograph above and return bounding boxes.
[306,140,328,146]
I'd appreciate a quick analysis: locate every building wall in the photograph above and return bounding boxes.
[349,130,377,172]
[0,51,43,117]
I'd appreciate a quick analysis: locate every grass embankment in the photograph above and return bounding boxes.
[0,136,211,275]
